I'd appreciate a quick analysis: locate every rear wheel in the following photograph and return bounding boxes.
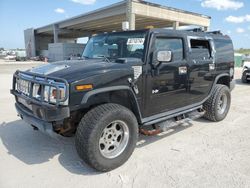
[203,84,231,122]
[75,103,138,172]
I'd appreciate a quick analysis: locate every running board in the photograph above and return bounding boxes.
[140,108,205,136]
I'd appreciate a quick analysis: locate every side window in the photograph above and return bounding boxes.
[155,38,184,61]
[190,39,212,60]
[214,39,234,62]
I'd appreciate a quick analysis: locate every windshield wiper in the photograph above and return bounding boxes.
[82,55,90,59]
[96,55,111,63]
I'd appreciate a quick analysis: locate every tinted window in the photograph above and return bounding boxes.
[155,38,184,61]
[190,39,211,60]
[214,39,234,62]
[83,32,147,61]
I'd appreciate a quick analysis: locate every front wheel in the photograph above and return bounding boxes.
[203,84,231,122]
[75,103,138,172]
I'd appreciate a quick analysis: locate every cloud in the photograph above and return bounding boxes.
[226,15,250,23]
[236,28,245,33]
[71,0,96,5]
[201,0,244,10]
[54,8,65,14]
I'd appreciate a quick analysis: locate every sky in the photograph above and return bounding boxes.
[0,0,249,49]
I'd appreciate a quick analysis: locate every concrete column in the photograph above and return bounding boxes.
[53,24,59,43]
[173,21,180,30]
[129,13,136,30]
[126,0,136,30]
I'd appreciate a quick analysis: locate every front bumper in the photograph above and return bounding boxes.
[11,90,70,122]
[11,70,72,137]
[15,102,59,137]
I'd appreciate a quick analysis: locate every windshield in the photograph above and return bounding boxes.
[82,31,147,61]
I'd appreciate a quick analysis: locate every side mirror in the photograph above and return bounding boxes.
[157,50,172,63]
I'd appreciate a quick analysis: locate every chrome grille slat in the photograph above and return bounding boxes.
[13,70,69,106]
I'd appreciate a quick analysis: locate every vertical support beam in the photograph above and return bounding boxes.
[130,13,135,30]
[173,21,180,30]
[53,24,59,43]
[126,0,135,30]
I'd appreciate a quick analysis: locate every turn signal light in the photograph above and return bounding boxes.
[75,84,93,91]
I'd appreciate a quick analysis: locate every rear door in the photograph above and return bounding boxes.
[187,37,215,103]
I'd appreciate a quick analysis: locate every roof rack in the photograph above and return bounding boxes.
[206,30,222,35]
[185,27,223,35]
[185,27,204,32]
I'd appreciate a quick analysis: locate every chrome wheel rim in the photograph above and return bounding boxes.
[217,93,228,115]
[99,120,129,159]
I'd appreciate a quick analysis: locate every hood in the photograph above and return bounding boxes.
[29,59,132,82]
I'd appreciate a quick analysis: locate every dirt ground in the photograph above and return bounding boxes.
[0,61,250,188]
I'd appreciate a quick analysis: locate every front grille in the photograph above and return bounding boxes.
[12,71,69,106]
[16,75,42,100]
[16,78,31,96]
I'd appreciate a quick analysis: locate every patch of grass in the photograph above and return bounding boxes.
[235,49,250,55]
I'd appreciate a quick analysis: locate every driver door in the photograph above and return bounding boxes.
[144,36,190,117]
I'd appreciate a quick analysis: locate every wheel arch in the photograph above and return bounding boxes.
[215,73,231,89]
[81,86,142,124]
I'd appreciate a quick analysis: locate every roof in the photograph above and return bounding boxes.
[34,0,211,38]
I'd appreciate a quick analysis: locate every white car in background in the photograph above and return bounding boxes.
[242,61,250,83]
[4,55,16,60]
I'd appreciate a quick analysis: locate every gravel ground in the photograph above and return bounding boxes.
[0,62,250,188]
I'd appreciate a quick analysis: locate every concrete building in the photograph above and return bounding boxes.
[24,0,211,61]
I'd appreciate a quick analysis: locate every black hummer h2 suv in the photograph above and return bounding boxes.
[11,29,235,172]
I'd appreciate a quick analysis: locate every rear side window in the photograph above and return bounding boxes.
[190,39,212,60]
[155,38,184,61]
[214,39,234,62]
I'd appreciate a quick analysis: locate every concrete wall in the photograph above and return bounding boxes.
[24,28,36,58]
[48,43,85,62]
[35,35,77,57]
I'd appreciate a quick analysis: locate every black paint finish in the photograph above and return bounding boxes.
[11,29,235,127]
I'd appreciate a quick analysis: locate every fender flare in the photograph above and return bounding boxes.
[206,73,231,101]
[212,73,231,89]
[81,86,143,123]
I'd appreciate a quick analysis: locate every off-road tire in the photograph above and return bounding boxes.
[203,84,231,122]
[75,103,138,172]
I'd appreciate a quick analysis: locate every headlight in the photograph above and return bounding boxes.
[44,85,67,104]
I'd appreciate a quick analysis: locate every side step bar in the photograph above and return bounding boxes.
[140,108,205,136]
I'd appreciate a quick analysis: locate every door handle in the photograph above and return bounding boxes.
[192,60,197,64]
